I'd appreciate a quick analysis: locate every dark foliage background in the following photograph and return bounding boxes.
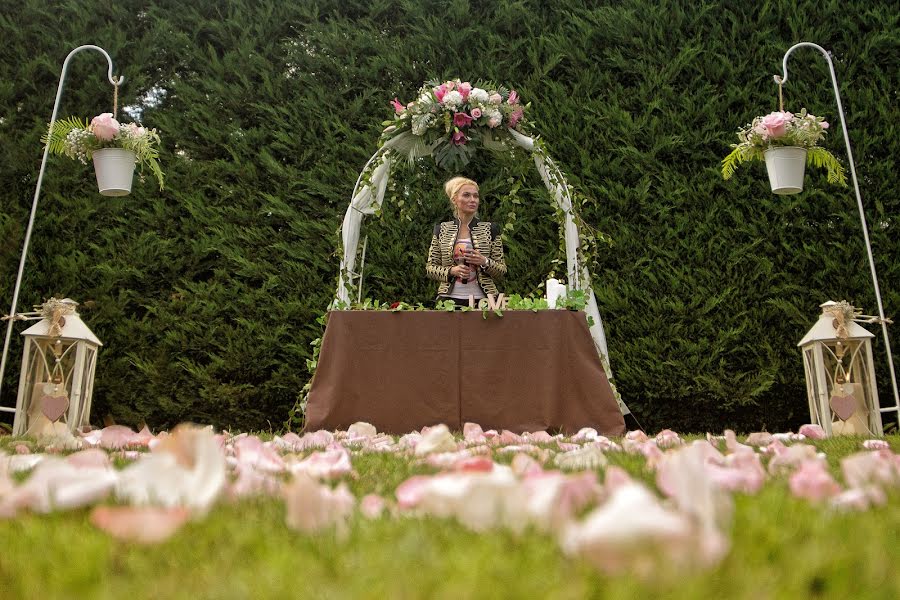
[1,0,897,433]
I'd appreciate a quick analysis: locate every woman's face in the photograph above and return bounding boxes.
[453,184,480,217]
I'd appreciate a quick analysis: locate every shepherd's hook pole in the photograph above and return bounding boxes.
[775,42,899,422]
[0,45,123,411]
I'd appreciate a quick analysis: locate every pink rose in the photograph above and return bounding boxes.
[489,93,502,105]
[458,82,471,99]
[91,113,120,141]
[434,84,447,102]
[445,80,456,91]
[453,112,473,127]
[507,90,519,104]
[391,98,405,114]
[451,130,468,145]
[470,108,482,119]
[761,111,790,139]
[508,108,524,127]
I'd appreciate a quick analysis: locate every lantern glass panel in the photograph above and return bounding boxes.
[821,339,874,435]
[22,338,78,434]
[803,347,823,424]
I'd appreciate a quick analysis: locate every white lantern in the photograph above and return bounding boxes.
[798,301,883,436]
[11,298,102,436]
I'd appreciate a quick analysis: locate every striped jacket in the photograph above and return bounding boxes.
[426,217,507,298]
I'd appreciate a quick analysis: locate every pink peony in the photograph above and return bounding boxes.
[489,93,502,105]
[760,111,790,139]
[453,112,474,127]
[451,130,468,145]
[90,113,120,141]
[434,84,447,102]
[458,82,471,99]
[507,90,519,104]
[391,98,405,114]
[470,107,482,119]
[488,115,501,128]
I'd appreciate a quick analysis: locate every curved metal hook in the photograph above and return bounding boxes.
[62,44,124,87]
[772,41,828,86]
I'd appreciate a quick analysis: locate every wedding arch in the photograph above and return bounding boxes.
[334,79,628,415]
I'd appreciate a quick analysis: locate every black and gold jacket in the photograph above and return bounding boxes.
[426,217,507,297]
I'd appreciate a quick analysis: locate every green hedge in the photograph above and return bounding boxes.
[1,0,897,432]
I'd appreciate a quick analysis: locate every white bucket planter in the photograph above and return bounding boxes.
[92,148,136,196]
[764,146,807,195]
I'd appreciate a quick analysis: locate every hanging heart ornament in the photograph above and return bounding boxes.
[830,394,857,421]
[40,394,69,422]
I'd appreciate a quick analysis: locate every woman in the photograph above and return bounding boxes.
[426,176,507,306]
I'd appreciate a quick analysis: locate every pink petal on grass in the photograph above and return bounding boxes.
[283,474,354,533]
[789,460,842,501]
[90,505,190,544]
[65,448,112,469]
[768,444,820,475]
[415,424,458,455]
[862,440,890,451]
[841,449,900,489]
[99,425,140,449]
[360,494,387,519]
[6,457,117,513]
[744,432,775,447]
[290,447,352,479]
[463,422,486,444]
[559,483,697,576]
[347,421,378,439]
[655,429,683,449]
[798,424,827,440]
[115,424,226,513]
[234,436,286,473]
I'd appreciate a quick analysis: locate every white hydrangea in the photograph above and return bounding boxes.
[469,88,490,104]
[442,90,463,108]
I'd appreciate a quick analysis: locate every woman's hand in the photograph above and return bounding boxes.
[450,264,475,278]
[464,249,487,266]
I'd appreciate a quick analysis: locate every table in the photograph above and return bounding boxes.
[304,310,625,436]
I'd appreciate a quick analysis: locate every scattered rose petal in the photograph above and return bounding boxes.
[414,424,458,455]
[90,505,190,544]
[789,460,842,501]
[283,474,354,533]
[798,424,827,440]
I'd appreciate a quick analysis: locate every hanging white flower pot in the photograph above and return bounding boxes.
[92,148,136,196]
[764,146,807,195]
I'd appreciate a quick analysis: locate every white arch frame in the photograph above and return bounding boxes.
[334,128,628,415]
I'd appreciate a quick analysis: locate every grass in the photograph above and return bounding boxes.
[1,435,899,599]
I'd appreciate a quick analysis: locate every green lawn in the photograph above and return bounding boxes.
[1,435,899,600]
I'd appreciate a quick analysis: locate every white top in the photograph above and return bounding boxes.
[447,237,485,301]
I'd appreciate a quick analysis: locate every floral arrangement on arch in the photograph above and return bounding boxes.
[44,113,165,189]
[721,108,846,185]
[381,78,528,170]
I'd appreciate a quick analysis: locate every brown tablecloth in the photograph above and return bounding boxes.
[305,310,625,436]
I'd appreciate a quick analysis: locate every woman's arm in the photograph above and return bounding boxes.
[425,224,453,282]
[481,222,507,280]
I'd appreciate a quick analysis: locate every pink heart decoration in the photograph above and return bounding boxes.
[830,394,857,421]
[40,394,69,422]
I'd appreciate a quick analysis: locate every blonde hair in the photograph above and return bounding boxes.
[444,176,479,217]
